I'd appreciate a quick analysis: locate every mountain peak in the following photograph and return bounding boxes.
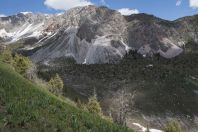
[0,6,197,64]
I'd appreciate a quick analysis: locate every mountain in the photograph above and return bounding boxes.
[0,5,198,132]
[0,62,131,131]
[0,5,197,64]
[38,41,198,132]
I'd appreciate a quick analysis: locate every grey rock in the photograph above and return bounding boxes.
[0,6,197,64]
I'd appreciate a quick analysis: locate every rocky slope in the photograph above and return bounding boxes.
[0,5,198,64]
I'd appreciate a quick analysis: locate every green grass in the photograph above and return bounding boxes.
[0,62,132,132]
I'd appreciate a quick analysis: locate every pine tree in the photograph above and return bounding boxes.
[48,74,64,96]
[13,54,32,75]
[87,94,102,115]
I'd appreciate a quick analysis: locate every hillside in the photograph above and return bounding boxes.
[0,62,132,131]
[37,41,198,131]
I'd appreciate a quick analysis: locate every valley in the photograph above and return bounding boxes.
[37,41,198,131]
[0,5,198,132]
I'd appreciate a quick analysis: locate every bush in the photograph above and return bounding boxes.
[48,74,64,96]
[76,95,113,122]
[13,54,32,75]
[164,121,182,132]
[0,49,32,76]
[101,115,113,123]
[76,99,88,111]
[86,95,102,115]
[0,50,13,64]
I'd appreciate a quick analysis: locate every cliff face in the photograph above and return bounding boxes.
[0,6,197,64]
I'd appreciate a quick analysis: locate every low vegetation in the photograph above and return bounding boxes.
[0,49,13,64]
[164,121,182,132]
[87,94,102,115]
[13,54,32,75]
[0,49,32,76]
[0,48,132,131]
[48,74,64,96]
[0,61,132,131]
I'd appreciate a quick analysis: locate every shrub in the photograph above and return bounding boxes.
[101,115,113,123]
[76,98,87,111]
[48,74,64,96]
[0,49,13,64]
[86,94,102,115]
[13,54,32,75]
[77,95,113,122]
[164,121,182,132]
[0,49,32,76]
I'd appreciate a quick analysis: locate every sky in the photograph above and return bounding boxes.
[0,0,198,20]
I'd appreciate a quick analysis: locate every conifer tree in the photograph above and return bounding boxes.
[13,54,32,75]
[48,74,64,96]
[87,91,102,115]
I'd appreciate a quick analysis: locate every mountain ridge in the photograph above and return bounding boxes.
[0,5,197,64]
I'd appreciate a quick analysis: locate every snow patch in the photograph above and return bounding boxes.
[0,29,13,38]
[133,123,163,132]
[133,123,147,131]
[146,64,153,68]
[56,12,64,16]
[150,129,164,132]
[83,59,87,64]
[20,12,32,15]
[190,76,198,81]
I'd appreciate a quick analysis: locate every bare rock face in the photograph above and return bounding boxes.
[0,6,197,64]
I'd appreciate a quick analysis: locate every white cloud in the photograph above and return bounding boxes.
[44,0,93,10]
[0,14,6,17]
[118,8,139,16]
[100,0,108,6]
[190,0,198,8]
[176,0,182,6]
